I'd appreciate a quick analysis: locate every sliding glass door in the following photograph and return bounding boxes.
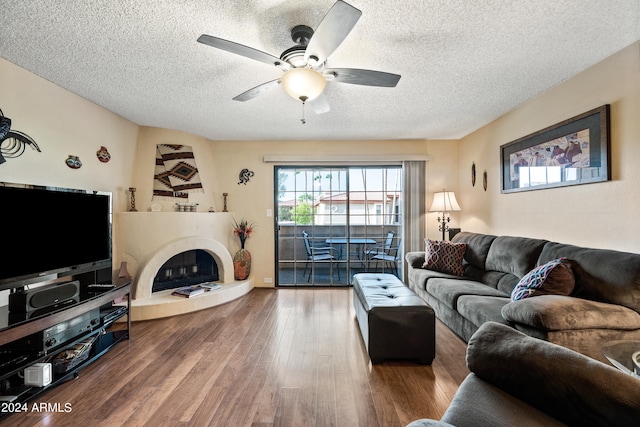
[275,166,403,286]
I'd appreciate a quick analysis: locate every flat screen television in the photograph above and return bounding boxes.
[0,182,112,290]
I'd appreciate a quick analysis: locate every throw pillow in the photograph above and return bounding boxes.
[423,239,467,276]
[511,258,575,301]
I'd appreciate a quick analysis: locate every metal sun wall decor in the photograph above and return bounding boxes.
[0,108,41,164]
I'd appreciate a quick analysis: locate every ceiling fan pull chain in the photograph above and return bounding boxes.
[300,96,308,124]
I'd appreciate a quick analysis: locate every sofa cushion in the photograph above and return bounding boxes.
[423,239,466,276]
[426,278,507,309]
[408,267,465,292]
[485,236,547,279]
[406,252,426,269]
[501,295,640,331]
[466,322,640,426]
[538,241,640,312]
[439,374,565,427]
[451,232,496,270]
[511,258,575,301]
[457,295,512,327]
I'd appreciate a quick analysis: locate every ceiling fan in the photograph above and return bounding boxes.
[197,0,401,117]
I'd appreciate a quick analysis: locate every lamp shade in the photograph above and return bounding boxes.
[281,68,327,101]
[429,191,461,212]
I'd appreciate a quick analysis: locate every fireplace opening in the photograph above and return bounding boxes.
[152,249,219,292]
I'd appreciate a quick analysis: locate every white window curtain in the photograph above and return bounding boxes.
[402,161,426,277]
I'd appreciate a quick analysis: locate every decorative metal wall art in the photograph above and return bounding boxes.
[0,114,9,140]
[238,168,254,185]
[0,108,41,165]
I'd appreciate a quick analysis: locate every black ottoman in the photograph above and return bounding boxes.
[352,273,435,364]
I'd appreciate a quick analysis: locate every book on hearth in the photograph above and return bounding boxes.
[171,285,206,298]
[200,283,221,291]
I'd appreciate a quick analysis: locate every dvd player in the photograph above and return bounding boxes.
[101,306,127,325]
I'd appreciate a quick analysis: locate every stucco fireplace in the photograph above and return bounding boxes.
[115,212,253,321]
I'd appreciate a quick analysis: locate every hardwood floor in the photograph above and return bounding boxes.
[3,288,469,427]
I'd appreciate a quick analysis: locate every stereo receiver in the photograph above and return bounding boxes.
[12,308,100,354]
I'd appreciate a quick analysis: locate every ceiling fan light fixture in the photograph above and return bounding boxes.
[281,67,326,102]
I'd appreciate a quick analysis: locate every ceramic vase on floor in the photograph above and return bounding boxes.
[233,242,251,280]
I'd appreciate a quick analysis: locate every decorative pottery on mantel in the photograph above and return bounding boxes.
[233,246,251,280]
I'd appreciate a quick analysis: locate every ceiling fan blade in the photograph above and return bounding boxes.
[325,68,401,87]
[308,93,330,115]
[197,34,283,68]
[304,1,362,64]
[232,79,281,102]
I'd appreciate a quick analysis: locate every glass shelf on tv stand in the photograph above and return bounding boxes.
[0,280,130,334]
[602,340,640,378]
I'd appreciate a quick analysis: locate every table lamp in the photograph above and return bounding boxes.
[429,190,461,241]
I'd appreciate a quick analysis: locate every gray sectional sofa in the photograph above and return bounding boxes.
[405,232,640,361]
[407,321,640,427]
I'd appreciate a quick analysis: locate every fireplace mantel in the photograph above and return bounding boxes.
[115,211,252,320]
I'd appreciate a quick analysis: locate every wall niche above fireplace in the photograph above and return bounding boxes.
[152,249,219,292]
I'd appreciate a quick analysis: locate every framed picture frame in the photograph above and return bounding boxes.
[500,105,610,193]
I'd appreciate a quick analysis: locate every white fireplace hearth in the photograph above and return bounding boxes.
[115,212,253,321]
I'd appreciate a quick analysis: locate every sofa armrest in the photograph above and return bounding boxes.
[501,295,640,331]
[466,322,640,426]
[405,251,425,269]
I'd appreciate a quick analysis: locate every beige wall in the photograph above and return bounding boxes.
[0,58,139,204]
[458,41,640,252]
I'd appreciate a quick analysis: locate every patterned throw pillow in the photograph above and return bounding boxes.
[511,258,575,301]
[423,239,467,276]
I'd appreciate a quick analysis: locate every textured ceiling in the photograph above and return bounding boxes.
[1,1,639,141]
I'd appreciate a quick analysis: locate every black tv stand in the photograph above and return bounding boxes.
[0,263,130,414]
